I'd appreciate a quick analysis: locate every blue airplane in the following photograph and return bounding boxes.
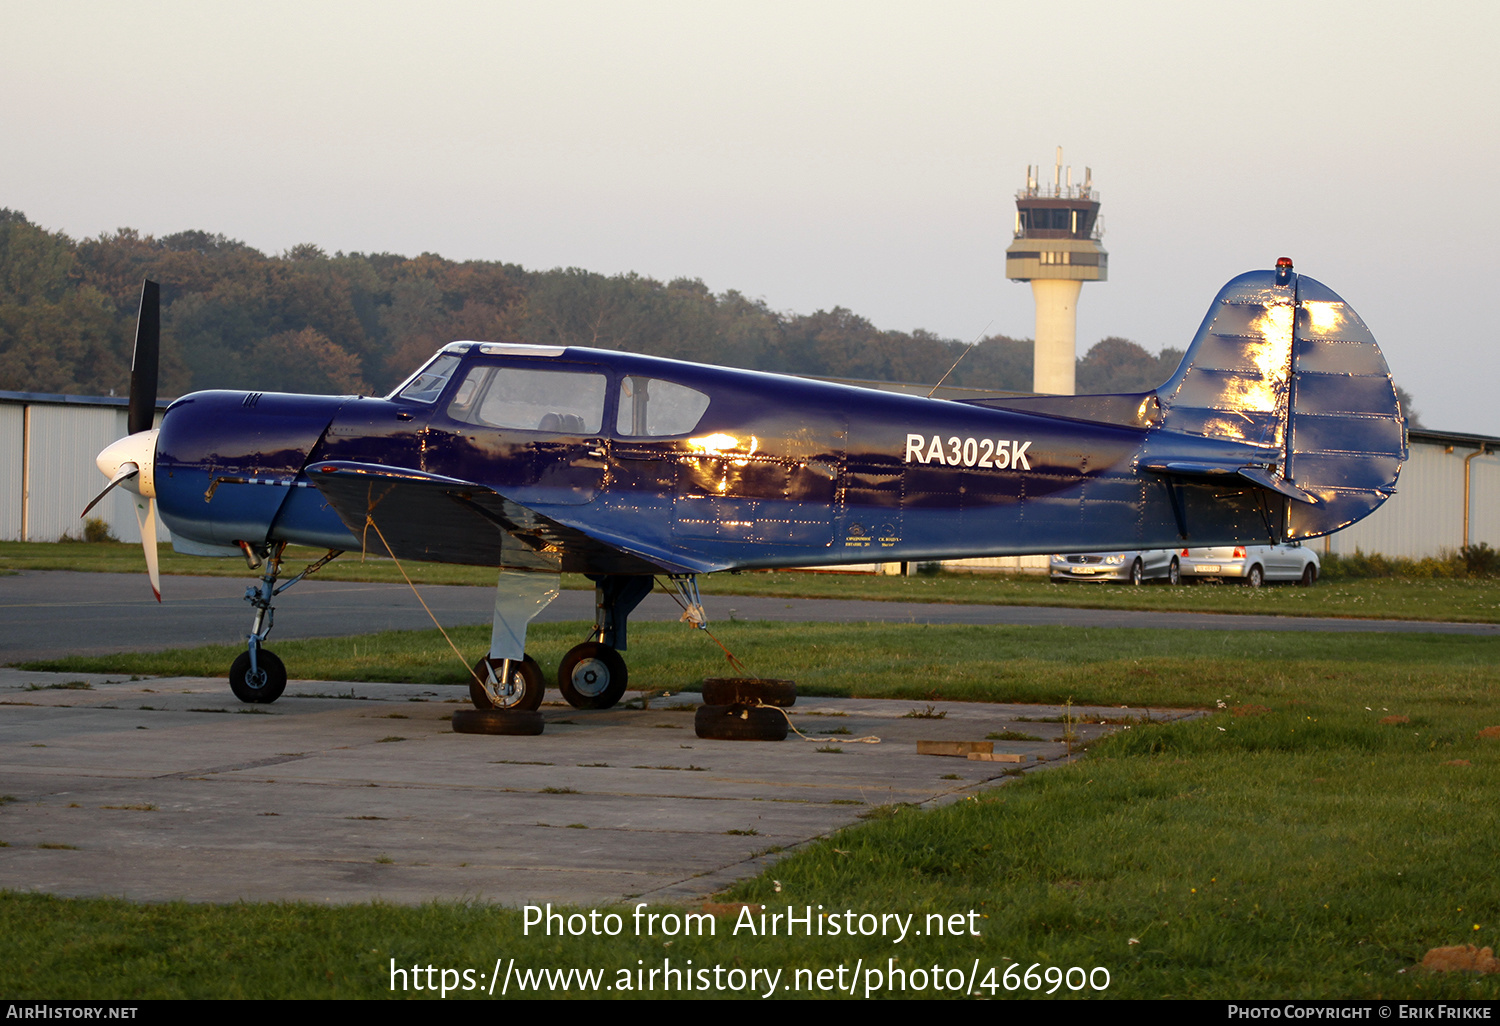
[86,259,1405,731]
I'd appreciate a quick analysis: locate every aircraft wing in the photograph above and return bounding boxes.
[307,461,716,575]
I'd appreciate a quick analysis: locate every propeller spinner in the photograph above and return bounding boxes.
[82,280,162,601]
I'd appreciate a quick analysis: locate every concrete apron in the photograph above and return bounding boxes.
[0,669,1199,908]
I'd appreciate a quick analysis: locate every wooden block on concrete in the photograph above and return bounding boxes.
[967,752,1024,763]
[918,740,993,757]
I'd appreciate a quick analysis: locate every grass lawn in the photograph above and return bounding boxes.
[15,619,1500,707]
[6,623,1500,999]
[0,540,502,586]
[5,540,1500,624]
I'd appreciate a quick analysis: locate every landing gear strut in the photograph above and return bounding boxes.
[230,542,341,704]
[464,569,561,717]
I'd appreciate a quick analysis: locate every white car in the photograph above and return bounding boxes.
[1178,543,1320,587]
[1050,550,1180,586]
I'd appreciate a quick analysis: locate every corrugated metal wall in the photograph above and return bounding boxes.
[0,405,22,540]
[1473,453,1500,547]
[1324,441,1499,557]
[1,399,164,544]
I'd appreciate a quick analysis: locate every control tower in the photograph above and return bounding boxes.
[1005,148,1107,394]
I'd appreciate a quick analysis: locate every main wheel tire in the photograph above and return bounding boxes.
[1298,564,1317,587]
[1246,564,1265,588]
[1129,558,1145,586]
[452,709,545,735]
[468,654,545,711]
[1167,558,1181,586]
[701,677,798,708]
[229,650,287,704]
[557,643,628,709]
[694,704,789,742]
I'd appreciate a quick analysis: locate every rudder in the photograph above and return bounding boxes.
[1151,264,1406,538]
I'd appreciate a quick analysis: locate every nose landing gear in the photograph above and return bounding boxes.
[229,542,342,704]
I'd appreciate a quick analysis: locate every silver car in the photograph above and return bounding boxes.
[1178,542,1320,587]
[1050,550,1181,586]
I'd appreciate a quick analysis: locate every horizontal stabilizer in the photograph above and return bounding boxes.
[1235,466,1320,505]
[1142,458,1320,504]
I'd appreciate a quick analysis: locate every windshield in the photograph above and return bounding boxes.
[391,354,461,403]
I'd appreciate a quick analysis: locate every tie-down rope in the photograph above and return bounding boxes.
[364,514,487,689]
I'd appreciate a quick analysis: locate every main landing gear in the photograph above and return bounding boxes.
[230,542,341,704]
[557,642,628,709]
[469,655,545,711]
[551,575,656,710]
[457,574,686,713]
[456,649,547,735]
[455,572,650,733]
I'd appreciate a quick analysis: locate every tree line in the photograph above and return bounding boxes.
[0,208,1293,411]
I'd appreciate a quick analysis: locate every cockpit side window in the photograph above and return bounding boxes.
[394,354,461,403]
[447,365,607,433]
[616,376,711,437]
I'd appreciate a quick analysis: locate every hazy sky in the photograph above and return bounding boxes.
[5,1,1497,433]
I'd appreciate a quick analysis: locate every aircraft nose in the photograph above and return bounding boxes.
[96,428,158,497]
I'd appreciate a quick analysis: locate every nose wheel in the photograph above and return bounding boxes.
[558,642,628,709]
[229,649,286,703]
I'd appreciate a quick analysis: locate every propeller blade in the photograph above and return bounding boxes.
[134,495,161,603]
[128,280,160,436]
[80,462,139,519]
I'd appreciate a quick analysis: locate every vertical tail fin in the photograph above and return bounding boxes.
[1151,264,1406,537]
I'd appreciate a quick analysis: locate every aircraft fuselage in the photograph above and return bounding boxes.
[154,345,1295,572]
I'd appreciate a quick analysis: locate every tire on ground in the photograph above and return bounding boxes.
[229,649,287,704]
[694,703,789,741]
[468,654,545,711]
[557,642,629,709]
[452,709,546,736]
[701,677,798,707]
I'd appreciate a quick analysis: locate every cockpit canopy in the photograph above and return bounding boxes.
[392,344,712,438]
